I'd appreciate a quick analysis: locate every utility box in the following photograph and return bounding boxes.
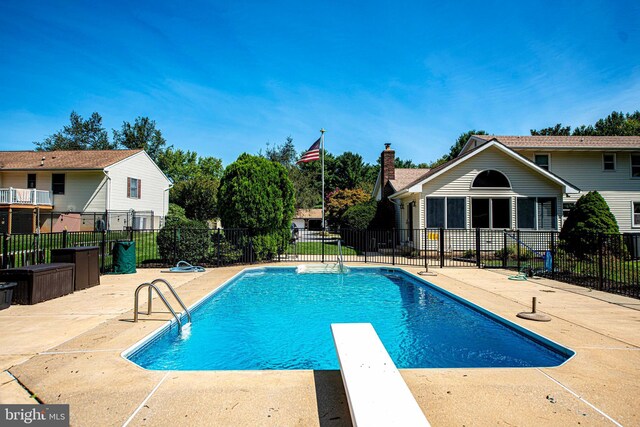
[0,264,75,304]
[113,241,136,274]
[51,246,100,290]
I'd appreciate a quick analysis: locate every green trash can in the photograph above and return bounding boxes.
[112,241,137,274]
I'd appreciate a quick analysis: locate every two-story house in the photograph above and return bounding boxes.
[373,136,639,235]
[463,136,640,234]
[0,150,172,233]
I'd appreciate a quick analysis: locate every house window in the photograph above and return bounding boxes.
[426,197,445,228]
[447,198,466,229]
[633,202,640,228]
[538,198,557,230]
[127,177,141,199]
[471,170,510,188]
[426,197,466,229]
[517,198,536,229]
[632,154,640,178]
[52,174,65,195]
[517,197,557,230]
[534,154,550,170]
[472,198,510,229]
[602,153,616,171]
[27,174,37,189]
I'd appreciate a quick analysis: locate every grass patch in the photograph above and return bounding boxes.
[286,242,358,255]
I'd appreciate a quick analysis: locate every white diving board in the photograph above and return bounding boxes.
[331,323,430,427]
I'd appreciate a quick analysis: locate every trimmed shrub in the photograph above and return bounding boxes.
[157,216,209,264]
[218,154,295,261]
[342,199,377,229]
[560,191,619,256]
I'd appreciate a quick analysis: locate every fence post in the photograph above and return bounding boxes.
[502,230,507,268]
[216,229,221,267]
[172,228,178,265]
[1,233,7,269]
[249,233,254,264]
[62,229,68,248]
[424,228,428,271]
[100,230,106,274]
[392,228,396,265]
[516,229,521,271]
[550,231,556,280]
[439,228,445,268]
[321,228,325,264]
[598,233,604,291]
[475,228,481,268]
[364,229,368,264]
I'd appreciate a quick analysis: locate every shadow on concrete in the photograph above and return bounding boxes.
[313,370,352,427]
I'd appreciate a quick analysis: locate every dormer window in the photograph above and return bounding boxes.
[534,154,550,171]
[602,153,616,171]
[472,170,510,188]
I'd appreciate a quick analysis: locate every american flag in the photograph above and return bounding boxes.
[296,137,321,163]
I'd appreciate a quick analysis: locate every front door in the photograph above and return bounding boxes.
[407,203,414,241]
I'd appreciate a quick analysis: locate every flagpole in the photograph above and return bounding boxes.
[320,128,326,230]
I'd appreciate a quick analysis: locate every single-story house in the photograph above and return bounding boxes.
[292,209,323,230]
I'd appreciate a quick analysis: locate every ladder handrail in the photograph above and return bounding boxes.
[151,278,192,324]
[337,240,345,273]
[134,282,184,332]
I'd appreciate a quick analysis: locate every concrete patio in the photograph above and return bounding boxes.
[1,264,639,426]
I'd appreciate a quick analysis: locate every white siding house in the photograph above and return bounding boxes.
[464,136,640,233]
[0,150,171,233]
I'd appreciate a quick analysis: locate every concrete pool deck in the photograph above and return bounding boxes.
[1,264,639,426]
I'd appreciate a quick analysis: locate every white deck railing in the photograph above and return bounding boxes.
[0,188,52,205]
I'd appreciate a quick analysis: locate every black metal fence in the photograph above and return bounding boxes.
[0,228,638,299]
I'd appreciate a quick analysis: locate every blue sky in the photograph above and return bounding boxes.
[1,0,639,166]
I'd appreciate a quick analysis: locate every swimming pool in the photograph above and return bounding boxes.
[125,267,574,370]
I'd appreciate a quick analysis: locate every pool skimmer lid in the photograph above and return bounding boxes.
[517,297,551,322]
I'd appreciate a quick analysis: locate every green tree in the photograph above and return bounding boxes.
[428,129,488,167]
[113,116,168,161]
[333,152,368,190]
[156,147,223,182]
[218,154,295,260]
[530,124,572,136]
[531,110,640,137]
[369,198,396,230]
[262,136,297,168]
[34,111,115,151]
[170,179,219,221]
[325,188,371,227]
[560,191,620,256]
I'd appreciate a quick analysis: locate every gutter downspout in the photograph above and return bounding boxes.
[103,169,111,227]
[162,181,174,227]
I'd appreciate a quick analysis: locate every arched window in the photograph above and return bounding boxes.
[472,170,510,188]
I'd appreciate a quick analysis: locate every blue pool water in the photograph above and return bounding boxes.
[127,267,573,370]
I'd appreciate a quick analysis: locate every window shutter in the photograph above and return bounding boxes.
[127,178,131,198]
[138,179,141,199]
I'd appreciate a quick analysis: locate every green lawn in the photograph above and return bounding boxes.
[286,242,358,255]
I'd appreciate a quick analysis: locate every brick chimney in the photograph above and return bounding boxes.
[380,143,395,190]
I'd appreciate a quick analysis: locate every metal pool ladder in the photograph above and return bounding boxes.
[337,240,345,273]
[133,278,192,332]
